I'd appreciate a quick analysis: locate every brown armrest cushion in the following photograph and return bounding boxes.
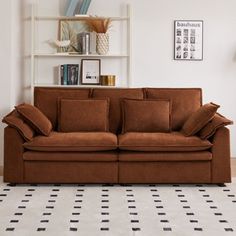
[58,99,110,132]
[2,109,35,141]
[121,98,171,133]
[181,102,220,136]
[198,113,233,139]
[15,103,52,136]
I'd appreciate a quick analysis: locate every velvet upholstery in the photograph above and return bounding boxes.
[122,99,171,133]
[15,103,52,136]
[58,99,109,132]
[92,88,144,133]
[198,113,233,139]
[146,88,202,130]
[2,110,35,141]
[23,132,117,152]
[34,87,91,129]
[118,132,212,151]
[181,102,220,136]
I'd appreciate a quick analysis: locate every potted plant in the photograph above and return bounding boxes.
[85,17,111,55]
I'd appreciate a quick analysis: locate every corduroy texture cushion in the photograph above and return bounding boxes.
[122,99,171,133]
[2,110,35,141]
[23,131,117,152]
[198,113,233,139]
[118,132,212,152]
[58,99,109,132]
[181,102,220,136]
[15,103,52,136]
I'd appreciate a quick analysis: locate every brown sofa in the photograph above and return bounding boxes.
[3,87,231,184]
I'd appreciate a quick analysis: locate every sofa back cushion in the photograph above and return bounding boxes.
[34,87,91,129]
[92,88,144,133]
[146,88,202,131]
[58,99,110,132]
[122,99,171,133]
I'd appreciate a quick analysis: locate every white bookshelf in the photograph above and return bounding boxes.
[30,4,132,102]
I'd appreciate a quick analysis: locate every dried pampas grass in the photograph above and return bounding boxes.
[85,18,111,33]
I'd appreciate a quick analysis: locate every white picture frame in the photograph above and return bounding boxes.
[174,20,203,61]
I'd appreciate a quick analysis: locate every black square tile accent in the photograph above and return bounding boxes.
[25,194,32,197]
[232,200,236,203]
[154,200,162,203]
[46,206,54,209]
[76,194,83,197]
[180,200,188,203]
[54,184,61,187]
[210,206,217,209]
[50,194,58,197]
[131,220,139,223]
[128,200,135,203]
[190,220,198,223]
[156,206,164,209]
[126,189,133,192]
[194,228,203,231]
[160,220,169,223]
[0,200,3,202]
[203,195,210,197]
[72,213,80,215]
[48,200,56,203]
[183,206,190,209]
[178,195,185,197]
[158,213,166,216]
[225,228,233,232]
[70,227,77,231]
[199,189,206,192]
[27,189,35,191]
[126,194,134,197]
[14,213,23,216]
[74,206,81,209]
[101,200,109,203]
[7,183,16,187]
[37,228,46,231]
[101,206,109,209]
[6,228,15,231]
[219,220,228,223]
[10,220,19,223]
[151,189,158,192]
[18,206,26,209]
[3,189,10,191]
[175,189,182,192]
[128,206,136,209]
[52,189,60,192]
[70,220,79,223]
[206,200,213,203]
[152,194,160,197]
[186,213,194,216]
[217,184,226,187]
[102,194,109,197]
[0,194,7,197]
[196,184,203,187]
[43,213,52,216]
[214,213,223,216]
[21,200,29,203]
[227,195,235,197]
[172,184,180,187]
[101,228,109,231]
[101,212,109,215]
[40,220,49,223]
[223,189,230,192]
[77,184,85,187]
[163,227,172,231]
[132,228,141,231]
[130,212,138,215]
[101,220,109,223]
[102,189,109,192]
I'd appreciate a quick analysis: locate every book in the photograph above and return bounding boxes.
[59,64,79,85]
[83,0,92,14]
[65,0,80,17]
[79,0,87,14]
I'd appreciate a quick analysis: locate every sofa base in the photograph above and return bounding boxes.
[119,161,212,184]
[22,161,118,184]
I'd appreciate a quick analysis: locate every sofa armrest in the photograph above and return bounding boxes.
[211,127,231,183]
[4,126,25,183]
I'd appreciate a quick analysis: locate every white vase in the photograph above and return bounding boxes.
[96,33,109,55]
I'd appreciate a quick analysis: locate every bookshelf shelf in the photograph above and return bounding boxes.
[30,4,132,103]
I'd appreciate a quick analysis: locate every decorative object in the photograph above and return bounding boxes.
[81,59,101,84]
[174,20,203,60]
[100,75,116,86]
[78,32,90,54]
[65,0,80,16]
[85,17,111,54]
[51,39,71,53]
[58,19,89,52]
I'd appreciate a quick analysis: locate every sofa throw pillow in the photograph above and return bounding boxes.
[15,103,52,136]
[2,109,35,141]
[198,113,233,139]
[181,102,220,136]
[122,99,171,133]
[58,99,110,132]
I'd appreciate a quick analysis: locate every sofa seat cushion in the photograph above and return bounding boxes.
[23,151,118,162]
[118,132,212,151]
[119,151,212,162]
[23,132,117,152]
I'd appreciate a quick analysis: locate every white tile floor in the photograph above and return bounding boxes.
[0,177,236,236]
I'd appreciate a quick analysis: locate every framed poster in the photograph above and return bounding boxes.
[81,59,101,85]
[174,20,203,61]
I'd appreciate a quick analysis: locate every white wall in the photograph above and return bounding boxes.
[0,0,236,167]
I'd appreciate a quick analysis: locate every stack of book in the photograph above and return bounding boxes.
[59,64,79,85]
